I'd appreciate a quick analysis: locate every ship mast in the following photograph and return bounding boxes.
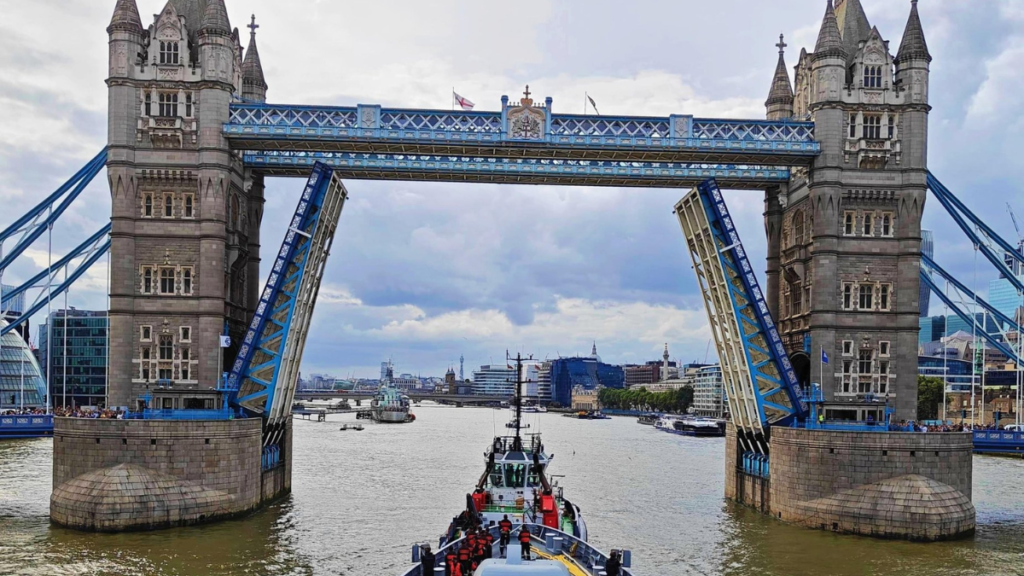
[513,351,524,451]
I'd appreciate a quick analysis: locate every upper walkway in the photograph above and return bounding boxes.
[223,95,819,188]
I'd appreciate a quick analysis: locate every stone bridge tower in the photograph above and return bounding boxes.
[764,0,930,420]
[105,0,267,407]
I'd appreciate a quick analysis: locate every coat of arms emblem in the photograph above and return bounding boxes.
[506,86,545,140]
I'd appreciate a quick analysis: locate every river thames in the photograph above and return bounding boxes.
[1,406,1023,575]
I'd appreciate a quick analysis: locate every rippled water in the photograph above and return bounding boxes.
[1,406,1023,575]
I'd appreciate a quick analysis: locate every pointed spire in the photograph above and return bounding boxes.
[242,14,268,99]
[814,0,847,60]
[200,0,231,35]
[837,0,871,59]
[591,341,598,356]
[108,0,142,33]
[896,0,931,63]
[766,34,795,117]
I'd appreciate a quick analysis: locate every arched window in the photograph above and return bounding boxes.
[863,65,882,89]
[159,41,179,65]
[143,194,153,217]
[793,210,806,245]
[164,194,173,218]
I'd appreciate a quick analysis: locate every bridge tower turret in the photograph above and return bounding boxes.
[105,0,261,408]
[769,0,930,420]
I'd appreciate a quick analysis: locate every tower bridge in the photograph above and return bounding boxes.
[0,0,991,541]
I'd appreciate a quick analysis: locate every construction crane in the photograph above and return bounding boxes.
[1008,203,1024,276]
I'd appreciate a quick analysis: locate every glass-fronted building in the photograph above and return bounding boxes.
[0,319,47,408]
[988,276,1022,330]
[472,365,516,396]
[549,357,624,408]
[945,313,997,338]
[918,356,973,393]
[918,316,946,347]
[693,365,725,418]
[920,230,933,316]
[39,309,108,408]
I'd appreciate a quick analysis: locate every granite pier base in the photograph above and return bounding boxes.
[725,424,975,541]
[50,416,291,531]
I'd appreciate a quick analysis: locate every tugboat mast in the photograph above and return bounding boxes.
[512,351,524,451]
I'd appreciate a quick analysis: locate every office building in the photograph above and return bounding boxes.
[945,313,997,338]
[549,354,624,407]
[918,316,945,347]
[39,309,108,408]
[693,365,725,418]
[472,365,516,396]
[988,276,1023,329]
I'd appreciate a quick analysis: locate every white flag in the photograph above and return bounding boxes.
[453,91,475,110]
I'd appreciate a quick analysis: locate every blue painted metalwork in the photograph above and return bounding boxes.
[919,270,1020,364]
[226,102,817,152]
[0,414,53,438]
[972,430,1024,454]
[696,179,807,427]
[226,163,335,418]
[262,444,281,470]
[0,225,110,337]
[0,231,110,338]
[0,149,107,274]
[741,451,769,478]
[242,150,792,187]
[928,172,1024,294]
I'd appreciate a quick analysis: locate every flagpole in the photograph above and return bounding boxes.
[820,344,823,392]
[452,87,454,111]
[584,92,587,115]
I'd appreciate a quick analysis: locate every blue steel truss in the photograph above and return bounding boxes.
[241,150,791,188]
[226,162,338,421]
[919,267,1020,365]
[0,149,107,275]
[224,98,819,174]
[927,173,1024,293]
[695,179,807,428]
[226,102,816,148]
[0,225,111,337]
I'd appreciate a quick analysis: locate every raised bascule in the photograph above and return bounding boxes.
[0,0,998,540]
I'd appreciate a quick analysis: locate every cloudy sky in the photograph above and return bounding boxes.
[0,0,1021,379]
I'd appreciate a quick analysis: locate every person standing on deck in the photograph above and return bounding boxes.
[518,527,532,560]
[419,544,435,576]
[498,515,513,557]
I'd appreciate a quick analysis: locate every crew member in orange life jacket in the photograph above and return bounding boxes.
[457,542,473,576]
[519,527,532,560]
[498,515,513,557]
[483,529,495,559]
[444,547,458,576]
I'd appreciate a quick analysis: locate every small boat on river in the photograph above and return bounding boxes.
[654,415,725,437]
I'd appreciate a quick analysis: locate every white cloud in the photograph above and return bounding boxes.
[966,38,1024,127]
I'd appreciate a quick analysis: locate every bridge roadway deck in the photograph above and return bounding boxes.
[224,102,820,188]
